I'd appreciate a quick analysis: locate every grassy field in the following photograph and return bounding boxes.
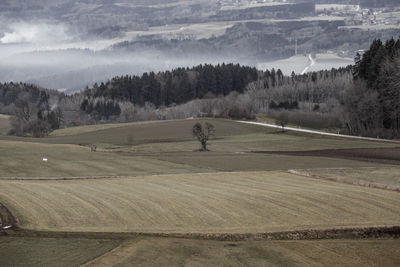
[306,167,400,189]
[0,140,209,178]
[1,119,397,177]
[0,114,10,135]
[1,118,400,266]
[0,236,120,267]
[87,238,400,267]
[152,152,389,172]
[45,119,270,146]
[3,119,397,151]
[0,171,399,233]
[1,237,399,267]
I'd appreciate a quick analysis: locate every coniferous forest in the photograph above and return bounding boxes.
[81,64,259,107]
[347,37,400,137]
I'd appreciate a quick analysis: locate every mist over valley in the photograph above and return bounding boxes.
[1,0,398,92]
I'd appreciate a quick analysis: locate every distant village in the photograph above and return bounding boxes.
[217,0,400,28]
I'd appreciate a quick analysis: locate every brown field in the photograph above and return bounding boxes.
[87,238,400,267]
[1,236,399,267]
[0,140,209,178]
[2,119,397,178]
[1,118,400,266]
[0,171,399,234]
[152,152,389,172]
[304,167,400,189]
[0,236,120,267]
[261,147,400,165]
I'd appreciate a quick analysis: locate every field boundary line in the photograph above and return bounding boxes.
[0,170,282,181]
[238,121,400,143]
[288,169,400,192]
[2,226,400,241]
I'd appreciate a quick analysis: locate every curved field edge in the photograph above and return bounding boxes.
[0,171,399,234]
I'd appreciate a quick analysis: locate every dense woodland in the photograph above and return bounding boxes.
[81,64,258,107]
[1,37,400,138]
[347,37,400,137]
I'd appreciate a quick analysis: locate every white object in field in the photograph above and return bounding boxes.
[3,225,12,229]
[42,158,48,162]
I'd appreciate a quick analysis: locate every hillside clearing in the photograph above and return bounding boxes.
[0,171,399,233]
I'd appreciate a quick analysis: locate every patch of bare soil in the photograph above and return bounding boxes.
[253,147,400,165]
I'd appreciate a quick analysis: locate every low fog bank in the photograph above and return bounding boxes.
[0,20,243,93]
[0,19,363,94]
[0,20,118,59]
[0,46,240,94]
[0,22,70,45]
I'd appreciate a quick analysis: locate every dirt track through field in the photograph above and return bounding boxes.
[2,226,400,242]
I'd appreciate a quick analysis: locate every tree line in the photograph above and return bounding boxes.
[0,83,63,137]
[80,63,258,114]
[346,37,400,138]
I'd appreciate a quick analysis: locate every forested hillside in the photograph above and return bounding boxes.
[2,37,400,139]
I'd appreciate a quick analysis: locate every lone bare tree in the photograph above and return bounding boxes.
[275,112,289,132]
[192,122,215,151]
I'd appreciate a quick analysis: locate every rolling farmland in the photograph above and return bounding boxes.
[85,238,400,267]
[0,119,397,177]
[0,118,399,266]
[1,237,399,267]
[0,171,399,233]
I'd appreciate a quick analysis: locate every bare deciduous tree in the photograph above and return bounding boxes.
[275,112,289,132]
[192,122,215,151]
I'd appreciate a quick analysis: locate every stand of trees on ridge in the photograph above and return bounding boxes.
[1,37,400,139]
[81,64,259,107]
[0,83,63,137]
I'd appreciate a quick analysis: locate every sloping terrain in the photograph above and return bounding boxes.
[0,118,399,266]
[0,171,398,233]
